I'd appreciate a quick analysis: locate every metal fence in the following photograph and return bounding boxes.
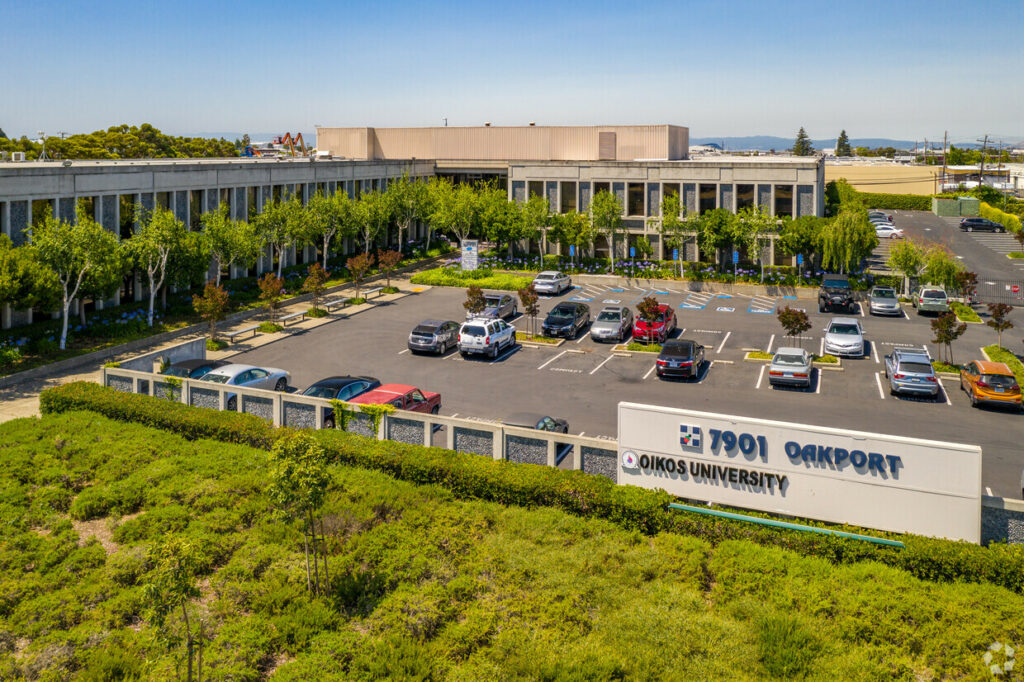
[977,280,1024,307]
[100,368,620,481]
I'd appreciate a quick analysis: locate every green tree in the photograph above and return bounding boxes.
[252,199,293,278]
[346,252,373,300]
[428,179,480,249]
[887,239,925,295]
[480,184,523,257]
[303,262,329,313]
[76,236,128,326]
[986,303,1014,348]
[921,246,963,290]
[694,208,736,269]
[931,312,966,364]
[792,127,815,156]
[283,196,316,268]
[387,173,429,253]
[520,194,550,265]
[31,205,121,349]
[257,272,285,326]
[835,130,852,157]
[777,306,812,350]
[192,282,230,344]
[128,205,186,327]
[819,210,877,274]
[464,284,486,317]
[591,190,623,272]
[734,206,776,281]
[143,536,204,682]
[551,211,596,265]
[201,205,263,285]
[518,284,540,337]
[357,190,393,253]
[267,431,332,596]
[778,216,824,270]
[0,237,60,315]
[654,192,688,276]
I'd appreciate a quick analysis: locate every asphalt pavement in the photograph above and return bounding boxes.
[226,283,1023,498]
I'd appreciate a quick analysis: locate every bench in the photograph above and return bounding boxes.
[324,297,348,312]
[364,287,383,299]
[280,310,306,326]
[223,324,259,342]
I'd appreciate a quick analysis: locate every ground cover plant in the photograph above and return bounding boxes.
[3,411,1024,680]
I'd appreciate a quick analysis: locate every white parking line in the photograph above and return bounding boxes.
[765,334,775,353]
[537,350,567,370]
[716,331,732,354]
[857,302,865,317]
[450,413,459,418]
[986,486,993,496]
[590,354,614,375]
[816,369,823,394]
[643,364,658,380]
[755,364,766,389]
[874,372,886,399]
[576,331,591,344]
[819,336,824,357]
[398,348,410,355]
[578,431,586,436]
[872,342,879,364]
[938,379,952,406]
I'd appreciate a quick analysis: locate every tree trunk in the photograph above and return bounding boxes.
[608,233,615,273]
[147,279,158,327]
[309,511,321,596]
[276,245,285,278]
[323,236,330,270]
[303,528,312,594]
[320,518,330,593]
[60,295,71,350]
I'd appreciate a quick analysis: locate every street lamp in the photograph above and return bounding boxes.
[37,131,47,161]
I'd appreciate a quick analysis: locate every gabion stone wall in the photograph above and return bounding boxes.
[153,381,182,402]
[454,427,494,458]
[506,435,547,466]
[284,402,317,430]
[387,417,426,446]
[241,395,273,422]
[982,506,1024,545]
[581,446,617,482]
[106,375,134,393]
[189,387,220,410]
[343,413,376,439]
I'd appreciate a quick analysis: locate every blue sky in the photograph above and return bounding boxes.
[3,0,1022,142]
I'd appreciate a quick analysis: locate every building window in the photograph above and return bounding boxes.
[246,187,257,222]
[528,181,544,199]
[192,189,204,229]
[560,182,576,213]
[699,184,716,213]
[662,183,680,203]
[157,192,172,210]
[627,183,644,216]
[774,185,793,217]
[737,184,754,211]
[593,181,610,197]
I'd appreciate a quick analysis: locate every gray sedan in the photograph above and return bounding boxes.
[531,271,572,295]
[200,363,291,410]
[768,347,813,389]
[822,317,865,357]
[868,286,902,316]
[590,306,634,342]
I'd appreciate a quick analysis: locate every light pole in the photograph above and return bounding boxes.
[37,131,47,161]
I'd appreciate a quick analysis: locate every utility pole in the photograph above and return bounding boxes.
[977,134,989,187]
[942,131,948,192]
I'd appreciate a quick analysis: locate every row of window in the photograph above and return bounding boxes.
[516,181,813,218]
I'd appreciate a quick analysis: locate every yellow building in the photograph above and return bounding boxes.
[825,163,941,195]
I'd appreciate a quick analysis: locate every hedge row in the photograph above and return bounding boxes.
[854,191,933,212]
[409,267,534,291]
[39,382,1024,593]
[980,202,1024,234]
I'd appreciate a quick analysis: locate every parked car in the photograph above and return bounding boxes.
[633,304,677,344]
[818,274,856,314]
[349,383,441,414]
[656,339,704,379]
[869,216,895,226]
[458,317,516,358]
[160,359,229,379]
[868,286,902,316]
[768,347,813,389]
[868,210,893,222]
[531,270,572,295]
[875,225,904,239]
[471,293,517,320]
[590,305,634,342]
[884,347,939,399]
[503,412,569,433]
[541,302,591,338]
[911,286,949,315]
[959,217,1005,233]
[301,376,381,428]
[408,319,460,355]
[959,360,1023,411]
[823,317,865,357]
[201,363,290,410]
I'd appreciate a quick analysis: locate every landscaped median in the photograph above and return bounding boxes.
[517,332,564,347]
[949,301,982,323]
[4,410,1024,678]
[743,350,842,370]
[409,266,534,291]
[37,382,1024,597]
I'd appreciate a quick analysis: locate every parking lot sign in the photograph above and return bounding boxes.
[461,239,479,271]
[569,244,575,257]
[732,250,739,264]
[797,254,803,266]
[673,248,679,261]
[630,246,636,258]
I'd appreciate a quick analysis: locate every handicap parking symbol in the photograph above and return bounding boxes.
[716,306,735,312]
[602,299,621,304]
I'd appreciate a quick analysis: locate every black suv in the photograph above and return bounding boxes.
[959,217,1004,233]
[818,275,855,313]
[542,302,591,338]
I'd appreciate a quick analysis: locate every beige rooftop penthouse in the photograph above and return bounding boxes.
[315,124,689,162]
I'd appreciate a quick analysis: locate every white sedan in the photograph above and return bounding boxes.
[875,224,904,239]
[531,270,572,295]
[200,363,291,409]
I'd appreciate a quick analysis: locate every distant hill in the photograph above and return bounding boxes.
[690,135,1023,152]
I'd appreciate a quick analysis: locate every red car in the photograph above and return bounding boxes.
[633,304,677,343]
[349,383,441,414]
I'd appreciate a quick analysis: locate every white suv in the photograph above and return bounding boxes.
[459,318,516,359]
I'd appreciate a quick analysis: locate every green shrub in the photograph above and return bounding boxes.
[258,322,283,334]
[980,201,1023,234]
[1008,252,1024,259]
[410,267,533,291]
[306,308,328,318]
[38,383,1024,594]
[949,300,981,323]
[206,338,229,351]
[757,613,820,678]
[855,192,932,211]
[69,486,112,521]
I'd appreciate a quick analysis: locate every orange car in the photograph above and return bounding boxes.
[959,361,1023,411]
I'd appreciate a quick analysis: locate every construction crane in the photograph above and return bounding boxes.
[272,133,307,157]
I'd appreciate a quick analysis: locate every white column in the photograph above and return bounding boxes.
[2,201,9,238]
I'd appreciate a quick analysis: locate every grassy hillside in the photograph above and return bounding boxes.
[1,412,1022,680]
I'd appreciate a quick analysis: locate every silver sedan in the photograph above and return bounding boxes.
[199,363,291,409]
[590,306,634,342]
[531,271,572,295]
[822,318,865,357]
[768,347,813,389]
[868,286,902,316]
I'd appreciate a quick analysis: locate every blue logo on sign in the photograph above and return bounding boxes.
[680,424,702,450]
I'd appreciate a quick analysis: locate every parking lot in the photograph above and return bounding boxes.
[224,281,1023,498]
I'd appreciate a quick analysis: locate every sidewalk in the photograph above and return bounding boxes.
[0,275,428,424]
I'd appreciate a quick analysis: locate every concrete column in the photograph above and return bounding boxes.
[25,199,31,234]
[2,304,10,330]
[2,201,9,238]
